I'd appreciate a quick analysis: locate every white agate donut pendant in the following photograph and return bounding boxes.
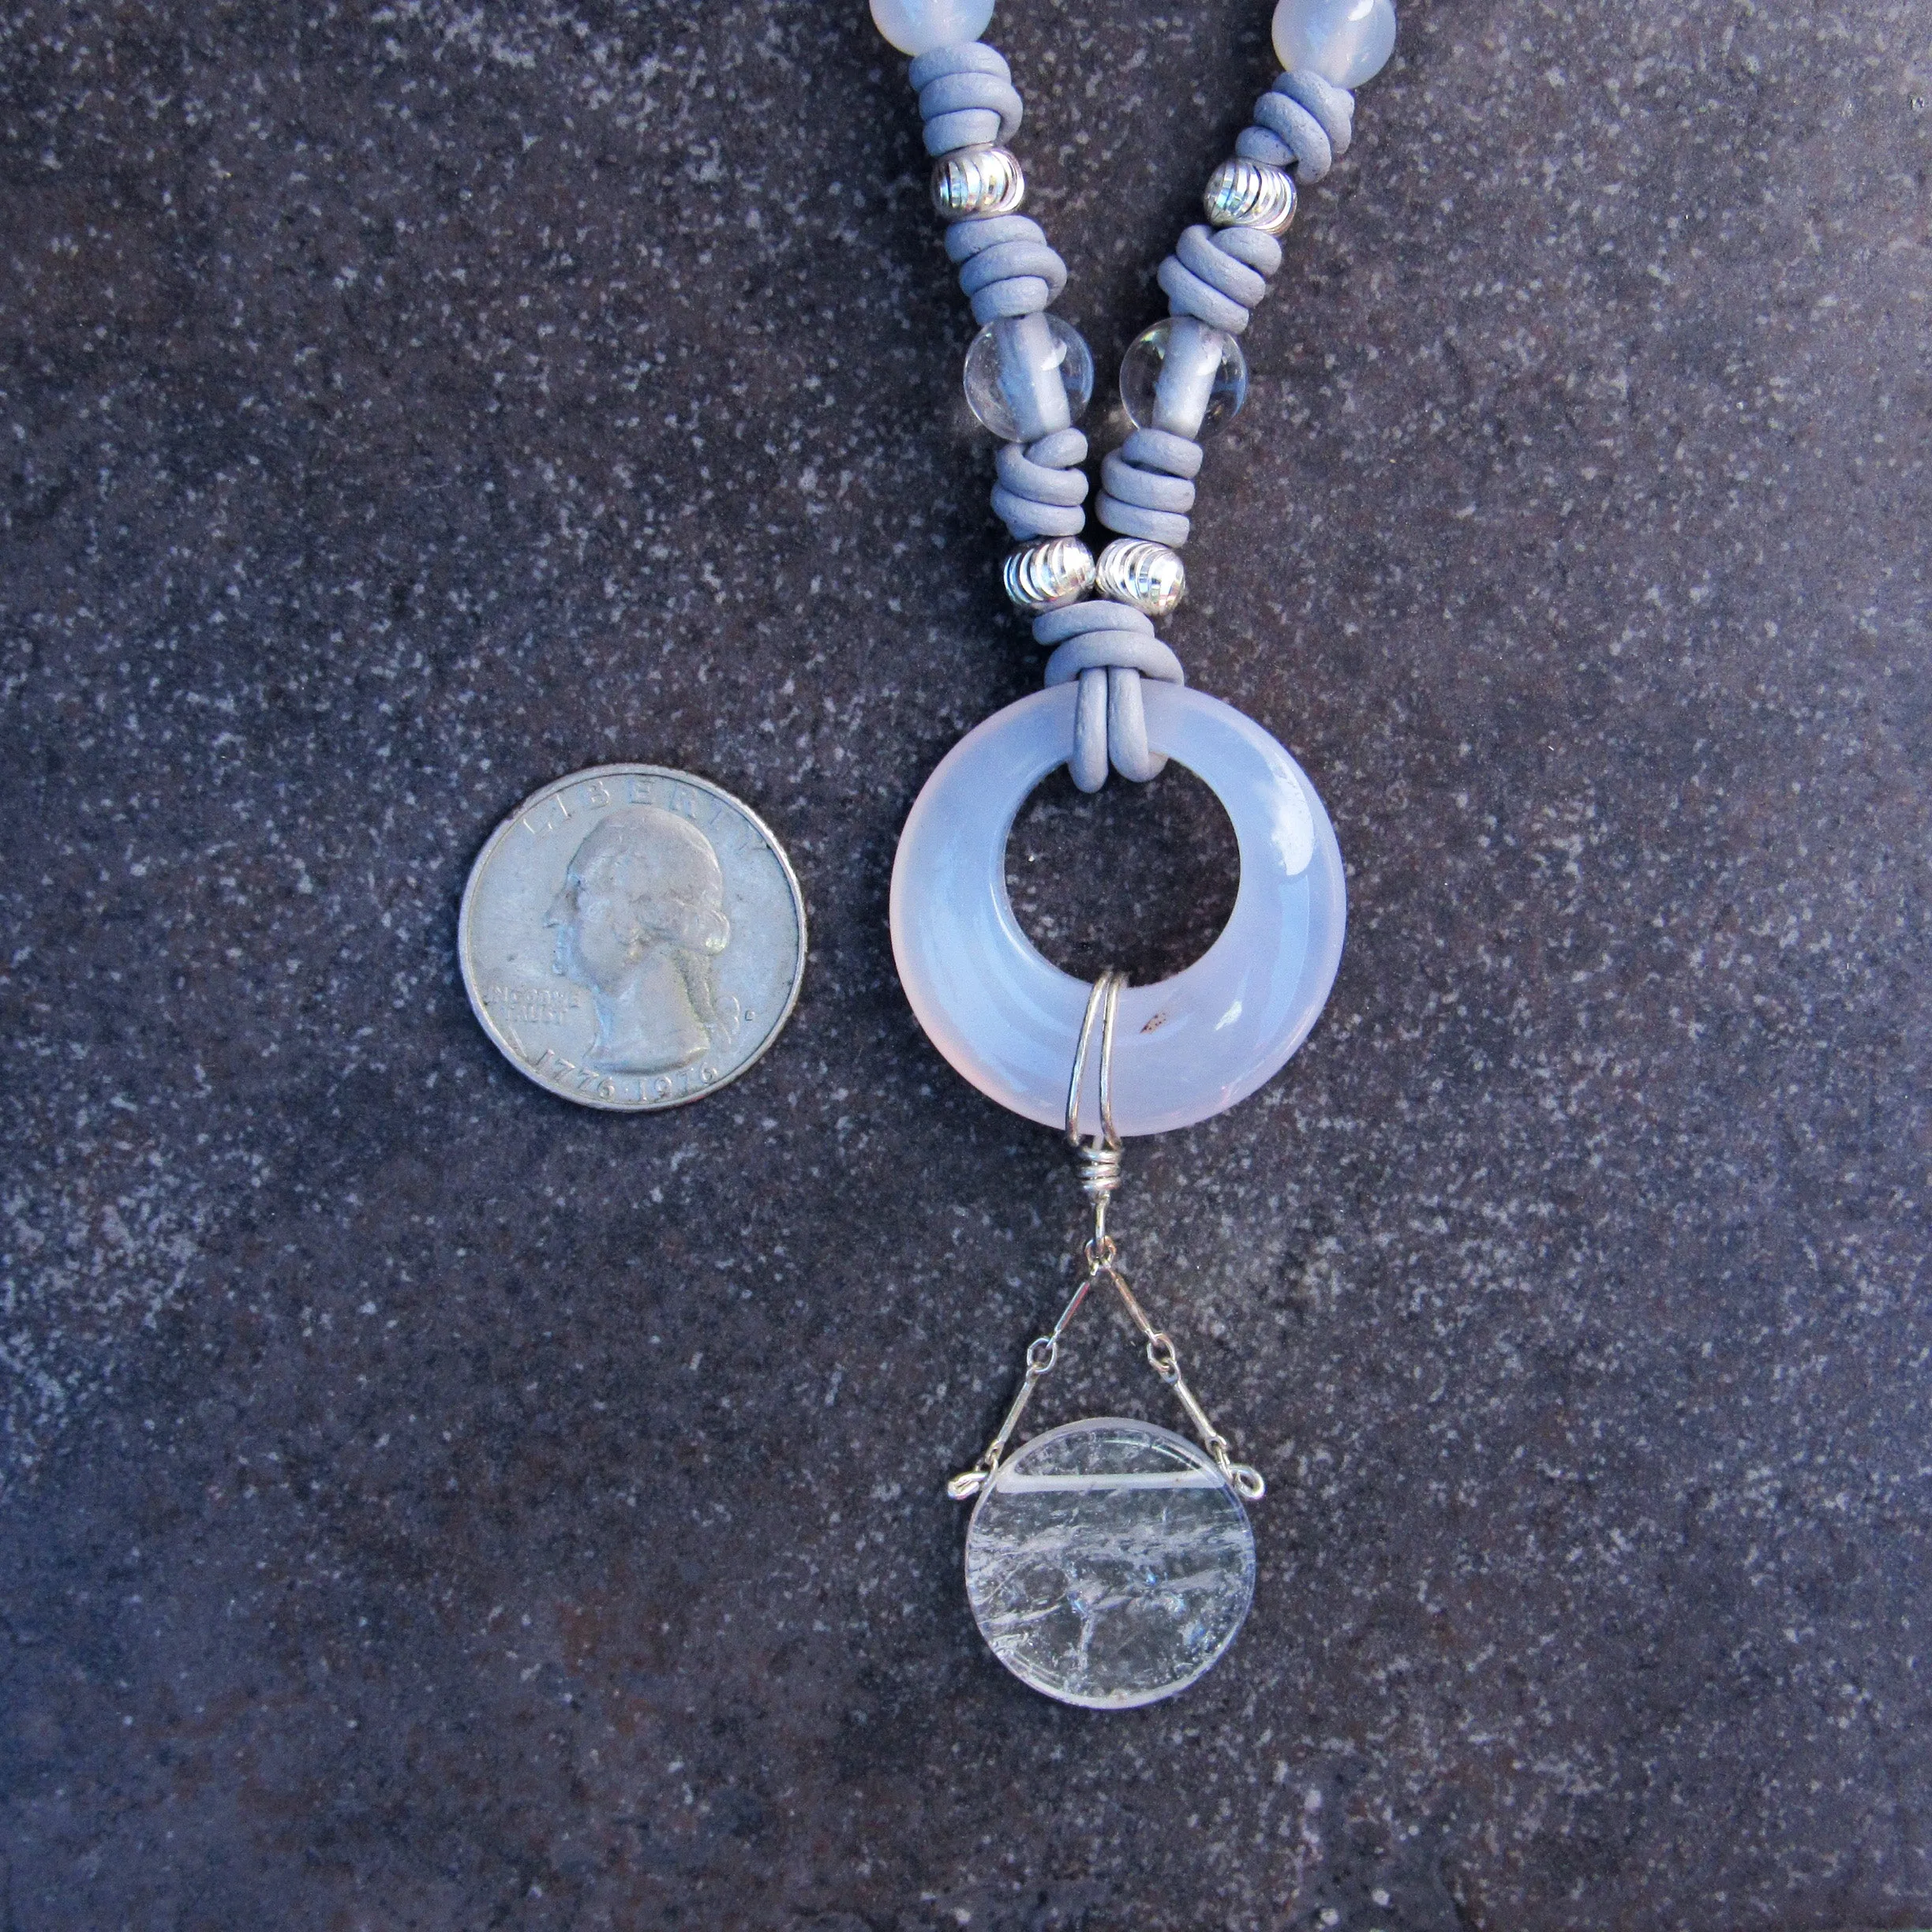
[890,682,1345,1136]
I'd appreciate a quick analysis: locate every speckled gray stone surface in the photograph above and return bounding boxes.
[2,1,1928,1926]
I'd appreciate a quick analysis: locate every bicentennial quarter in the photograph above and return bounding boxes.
[459,765,807,1111]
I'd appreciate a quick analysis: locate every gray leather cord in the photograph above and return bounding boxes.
[917,69,1024,144]
[1028,427,1089,470]
[926,91,1069,323]
[903,45,1362,788]
[1236,122,1297,167]
[968,276,1051,324]
[910,43,1024,158]
[1093,496,1193,548]
[1177,224,1269,310]
[1043,630,1186,685]
[990,430,1090,541]
[1211,225,1285,278]
[1032,600,1155,645]
[958,238,1067,302]
[1100,450,1196,515]
[943,212,1041,264]
[1035,598,1181,790]
[1153,217,1293,336]
[997,486,1089,541]
[1095,72,1356,606]
[1245,69,1354,182]
[1156,253,1254,335]
[999,438,1090,507]
[991,481,1086,538]
[923,106,999,153]
[1105,668,1162,784]
[908,40,1010,88]
[1044,626,1186,788]
[1070,665,1111,792]
[1120,427,1204,479]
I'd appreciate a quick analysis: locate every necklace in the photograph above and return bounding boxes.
[874,0,1396,1708]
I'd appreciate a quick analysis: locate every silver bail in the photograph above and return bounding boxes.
[1065,971,1126,1223]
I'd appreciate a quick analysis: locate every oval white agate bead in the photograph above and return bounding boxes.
[890,683,1346,1136]
[1271,0,1396,88]
[871,0,997,57]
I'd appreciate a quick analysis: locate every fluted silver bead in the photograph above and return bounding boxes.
[1203,158,1297,237]
[1003,537,1095,613]
[1095,538,1186,618]
[932,145,1026,220]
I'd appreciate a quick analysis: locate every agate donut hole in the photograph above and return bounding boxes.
[1004,762,1239,987]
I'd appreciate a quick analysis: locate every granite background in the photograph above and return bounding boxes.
[2,0,1929,1926]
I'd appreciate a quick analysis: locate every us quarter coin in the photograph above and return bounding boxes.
[458,765,807,1111]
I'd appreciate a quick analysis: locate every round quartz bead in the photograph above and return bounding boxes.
[870,0,996,56]
[964,313,1095,440]
[1095,538,1186,617]
[932,146,1025,220]
[1204,158,1297,237]
[1271,0,1396,88]
[1120,317,1248,440]
[1003,537,1095,613]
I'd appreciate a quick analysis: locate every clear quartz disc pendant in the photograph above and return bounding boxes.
[964,1417,1256,1709]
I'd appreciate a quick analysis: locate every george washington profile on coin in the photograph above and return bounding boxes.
[545,806,743,1076]
[460,764,805,1111]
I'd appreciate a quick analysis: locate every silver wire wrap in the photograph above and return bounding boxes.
[947,970,1265,1504]
[1065,970,1125,1210]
